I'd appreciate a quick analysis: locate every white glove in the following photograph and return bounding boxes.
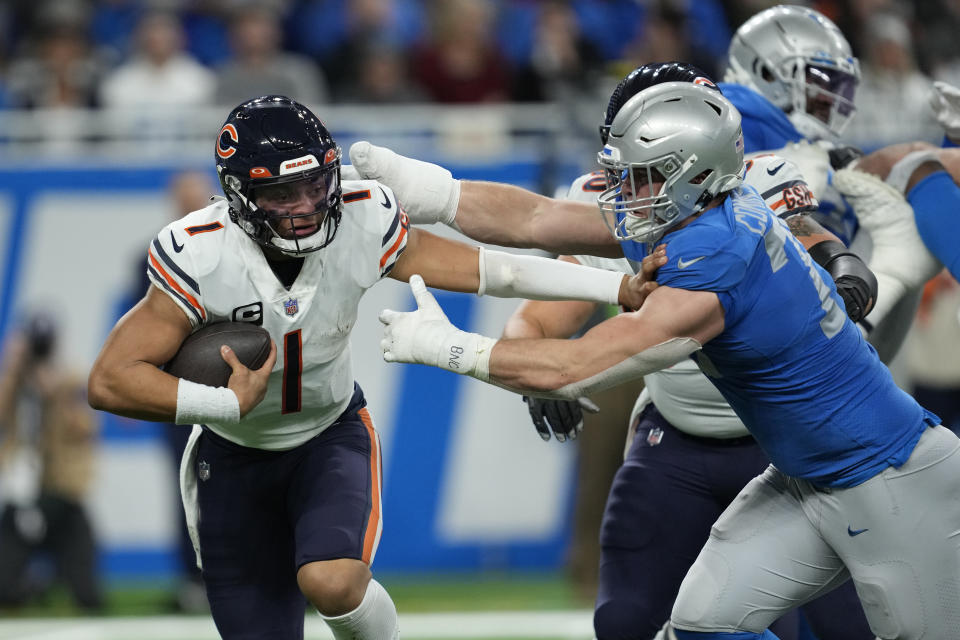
[833,168,941,322]
[929,81,960,142]
[349,141,461,227]
[380,275,497,379]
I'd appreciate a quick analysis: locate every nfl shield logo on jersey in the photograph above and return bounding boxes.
[646,427,664,446]
[283,298,299,317]
[198,461,211,481]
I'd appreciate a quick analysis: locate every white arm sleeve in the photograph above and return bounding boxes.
[477,247,623,305]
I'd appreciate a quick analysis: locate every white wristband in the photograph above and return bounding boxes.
[478,247,621,305]
[175,378,241,426]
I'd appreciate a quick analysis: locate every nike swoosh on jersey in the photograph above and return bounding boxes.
[171,230,184,253]
[767,162,786,176]
[677,256,707,269]
[378,186,391,209]
[847,526,869,537]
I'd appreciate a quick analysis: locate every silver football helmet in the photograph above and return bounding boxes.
[724,5,859,141]
[597,82,745,245]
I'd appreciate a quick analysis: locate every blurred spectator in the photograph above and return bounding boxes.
[335,42,425,103]
[411,0,510,103]
[905,270,960,435]
[5,1,105,109]
[846,12,941,148]
[100,11,216,109]
[214,5,328,107]
[0,312,103,612]
[289,0,424,95]
[510,0,602,102]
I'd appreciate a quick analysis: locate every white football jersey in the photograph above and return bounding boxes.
[147,180,409,450]
[567,158,816,439]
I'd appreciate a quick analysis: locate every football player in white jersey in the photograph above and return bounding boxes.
[86,95,657,640]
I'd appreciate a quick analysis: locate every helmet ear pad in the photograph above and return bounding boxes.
[215,95,343,256]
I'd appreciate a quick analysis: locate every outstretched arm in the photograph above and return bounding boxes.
[388,227,657,310]
[350,141,622,257]
[380,276,722,399]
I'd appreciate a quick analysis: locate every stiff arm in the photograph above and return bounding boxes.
[381,278,723,400]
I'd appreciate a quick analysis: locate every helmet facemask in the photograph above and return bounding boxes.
[221,151,343,256]
[598,154,706,244]
[789,62,858,140]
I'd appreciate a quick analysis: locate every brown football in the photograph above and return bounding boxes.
[165,322,271,387]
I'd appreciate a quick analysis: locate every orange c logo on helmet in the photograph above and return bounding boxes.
[694,77,716,88]
[217,124,239,159]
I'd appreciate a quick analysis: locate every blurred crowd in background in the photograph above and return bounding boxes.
[0,0,958,146]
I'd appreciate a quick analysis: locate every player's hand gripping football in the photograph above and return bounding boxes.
[380,275,495,377]
[618,244,667,311]
[221,341,277,417]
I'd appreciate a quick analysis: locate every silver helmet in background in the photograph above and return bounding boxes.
[724,5,860,141]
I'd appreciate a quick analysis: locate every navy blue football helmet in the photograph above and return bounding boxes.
[215,95,342,255]
[599,61,720,145]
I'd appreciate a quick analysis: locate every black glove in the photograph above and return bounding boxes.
[828,145,863,170]
[808,240,878,323]
[523,395,600,442]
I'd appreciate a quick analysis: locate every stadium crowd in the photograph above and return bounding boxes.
[0,0,953,148]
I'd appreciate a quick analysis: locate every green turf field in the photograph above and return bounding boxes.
[0,572,595,640]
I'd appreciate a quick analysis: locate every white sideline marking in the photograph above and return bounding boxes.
[0,610,594,639]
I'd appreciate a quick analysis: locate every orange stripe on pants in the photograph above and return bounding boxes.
[357,407,382,565]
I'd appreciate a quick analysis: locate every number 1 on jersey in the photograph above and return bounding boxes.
[282,330,302,414]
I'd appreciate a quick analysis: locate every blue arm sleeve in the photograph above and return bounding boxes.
[909,171,960,280]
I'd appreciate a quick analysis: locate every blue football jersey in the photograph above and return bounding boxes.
[645,187,938,487]
[719,83,802,154]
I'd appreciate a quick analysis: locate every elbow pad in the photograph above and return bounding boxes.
[808,240,878,323]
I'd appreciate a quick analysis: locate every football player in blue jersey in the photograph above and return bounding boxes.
[349,61,877,638]
[374,82,960,638]
[503,63,874,640]
[719,4,960,362]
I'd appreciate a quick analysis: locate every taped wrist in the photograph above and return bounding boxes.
[478,247,621,305]
[808,240,877,322]
[436,330,496,382]
[175,378,240,426]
